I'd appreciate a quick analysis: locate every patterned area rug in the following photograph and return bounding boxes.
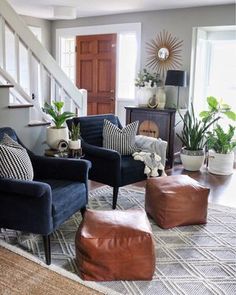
[0,186,236,295]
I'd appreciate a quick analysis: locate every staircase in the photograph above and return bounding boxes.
[0,0,87,154]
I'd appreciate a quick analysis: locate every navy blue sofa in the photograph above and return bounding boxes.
[67,114,146,209]
[0,127,91,265]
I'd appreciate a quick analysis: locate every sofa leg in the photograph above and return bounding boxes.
[112,187,119,209]
[42,235,51,265]
[80,206,86,217]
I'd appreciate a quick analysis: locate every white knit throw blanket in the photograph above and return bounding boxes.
[133,135,168,177]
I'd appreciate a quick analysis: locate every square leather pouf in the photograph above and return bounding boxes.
[145,175,210,229]
[75,209,155,281]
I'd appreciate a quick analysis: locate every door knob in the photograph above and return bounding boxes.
[110,89,115,93]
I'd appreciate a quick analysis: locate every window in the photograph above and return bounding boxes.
[60,37,75,84]
[207,40,236,107]
[191,27,236,126]
[117,33,138,99]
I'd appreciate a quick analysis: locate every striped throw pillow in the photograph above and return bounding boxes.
[103,119,139,155]
[0,134,34,180]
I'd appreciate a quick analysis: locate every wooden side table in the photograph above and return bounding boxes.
[44,148,83,159]
[125,106,176,168]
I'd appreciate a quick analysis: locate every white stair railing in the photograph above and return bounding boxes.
[0,0,87,117]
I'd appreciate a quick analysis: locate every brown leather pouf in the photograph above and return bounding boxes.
[145,175,210,229]
[75,209,155,281]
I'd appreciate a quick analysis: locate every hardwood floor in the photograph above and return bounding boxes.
[89,165,236,208]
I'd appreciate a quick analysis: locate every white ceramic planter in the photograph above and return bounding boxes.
[46,127,69,150]
[156,87,166,109]
[136,87,156,107]
[69,139,81,150]
[180,148,205,171]
[208,150,234,175]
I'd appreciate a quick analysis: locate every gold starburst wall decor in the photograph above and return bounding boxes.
[146,30,183,77]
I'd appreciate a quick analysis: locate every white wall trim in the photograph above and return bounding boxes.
[55,23,141,115]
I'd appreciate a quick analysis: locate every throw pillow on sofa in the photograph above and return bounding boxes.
[103,119,139,155]
[0,133,34,180]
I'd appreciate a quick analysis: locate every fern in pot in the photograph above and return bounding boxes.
[42,101,75,150]
[177,103,219,171]
[206,125,236,175]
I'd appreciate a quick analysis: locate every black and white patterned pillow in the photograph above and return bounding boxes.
[0,134,34,180]
[103,119,139,155]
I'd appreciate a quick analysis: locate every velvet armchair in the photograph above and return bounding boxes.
[67,114,147,209]
[0,127,91,265]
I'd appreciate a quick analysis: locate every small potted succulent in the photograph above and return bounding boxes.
[42,101,75,149]
[206,125,236,175]
[69,122,81,150]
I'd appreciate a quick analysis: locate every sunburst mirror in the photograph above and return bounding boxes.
[146,30,183,77]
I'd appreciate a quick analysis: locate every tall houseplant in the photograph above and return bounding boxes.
[177,96,236,171]
[177,102,219,171]
[42,101,75,149]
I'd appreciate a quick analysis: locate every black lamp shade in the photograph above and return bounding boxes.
[165,70,187,87]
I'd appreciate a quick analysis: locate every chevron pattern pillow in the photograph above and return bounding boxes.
[103,119,139,155]
[0,134,34,180]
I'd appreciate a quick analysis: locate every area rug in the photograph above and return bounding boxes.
[0,246,101,295]
[0,186,236,295]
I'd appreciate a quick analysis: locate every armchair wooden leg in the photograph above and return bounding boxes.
[112,187,119,209]
[42,235,51,265]
[80,206,86,217]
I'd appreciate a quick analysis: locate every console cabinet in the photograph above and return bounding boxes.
[125,106,176,168]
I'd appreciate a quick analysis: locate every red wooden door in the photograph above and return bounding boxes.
[76,34,116,115]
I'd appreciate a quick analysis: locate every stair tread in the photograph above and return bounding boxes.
[8,104,34,109]
[0,84,14,88]
[28,120,51,127]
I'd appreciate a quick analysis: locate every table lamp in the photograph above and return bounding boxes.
[165,70,187,108]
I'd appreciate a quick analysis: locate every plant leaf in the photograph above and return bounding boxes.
[199,111,210,118]
[207,96,218,110]
[224,111,236,121]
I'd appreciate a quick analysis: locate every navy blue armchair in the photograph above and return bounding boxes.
[67,114,146,209]
[0,127,91,265]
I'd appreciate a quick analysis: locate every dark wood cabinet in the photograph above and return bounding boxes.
[125,106,176,168]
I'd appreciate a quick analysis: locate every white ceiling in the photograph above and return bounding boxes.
[8,0,234,20]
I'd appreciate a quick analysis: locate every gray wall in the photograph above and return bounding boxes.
[21,15,52,53]
[51,4,235,108]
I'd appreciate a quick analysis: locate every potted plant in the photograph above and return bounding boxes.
[135,69,162,107]
[42,101,75,149]
[206,124,236,175]
[69,122,81,150]
[200,96,236,175]
[177,103,219,171]
[177,96,236,171]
